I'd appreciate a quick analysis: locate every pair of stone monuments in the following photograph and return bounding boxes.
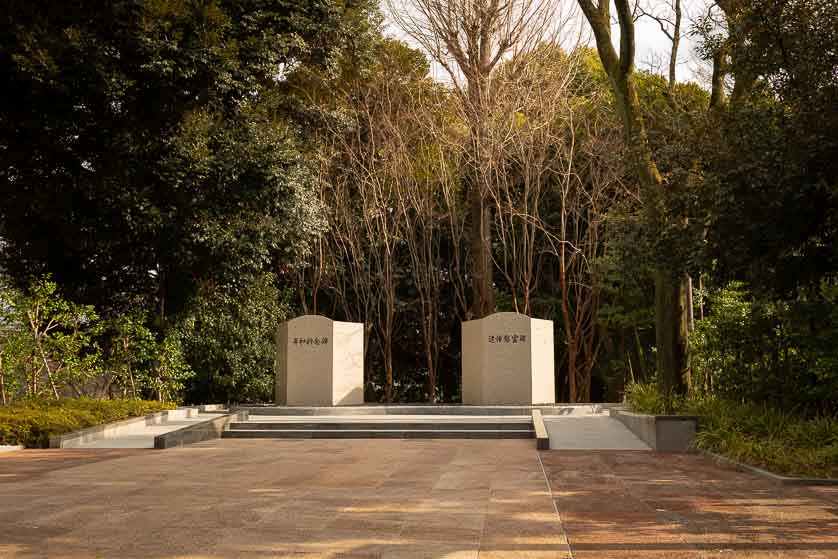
[274,313,555,406]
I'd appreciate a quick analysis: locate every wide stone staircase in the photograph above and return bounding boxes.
[222,406,540,440]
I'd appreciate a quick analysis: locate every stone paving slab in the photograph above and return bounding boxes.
[0,440,570,559]
[540,450,838,558]
[1,442,836,558]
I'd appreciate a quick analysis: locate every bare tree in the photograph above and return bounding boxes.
[554,111,628,402]
[469,45,629,402]
[484,45,581,316]
[635,0,684,89]
[387,0,573,319]
[389,91,454,401]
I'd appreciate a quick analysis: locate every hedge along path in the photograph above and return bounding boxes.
[0,398,176,447]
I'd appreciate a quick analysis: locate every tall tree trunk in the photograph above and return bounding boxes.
[716,0,755,105]
[669,0,682,89]
[655,272,689,395]
[384,334,394,403]
[466,66,495,319]
[158,267,166,328]
[424,299,438,402]
[686,274,694,330]
[559,242,577,402]
[469,188,494,318]
[709,49,727,109]
[578,0,689,397]
[426,339,436,402]
[616,76,689,397]
[0,354,6,404]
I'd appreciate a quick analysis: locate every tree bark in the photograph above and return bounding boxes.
[469,186,495,318]
[655,271,689,395]
[0,353,6,404]
[36,341,60,399]
[669,0,682,89]
[467,70,495,319]
[578,0,689,396]
[709,49,727,109]
[559,242,578,403]
[716,0,755,105]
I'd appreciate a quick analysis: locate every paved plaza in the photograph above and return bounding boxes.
[0,440,836,558]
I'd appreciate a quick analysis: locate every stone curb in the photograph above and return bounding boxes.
[0,445,24,453]
[154,411,247,449]
[704,451,838,486]
[532,409,549,450]
[610,408,697,452]
[48,406,216,448]
[199,404,227,412]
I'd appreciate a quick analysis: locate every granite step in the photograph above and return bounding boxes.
[236,405,606,416]
[222,429,535,439]
[228,421,534,431]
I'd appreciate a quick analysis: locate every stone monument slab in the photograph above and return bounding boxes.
[275,315,364,406]
[462,312,555,405]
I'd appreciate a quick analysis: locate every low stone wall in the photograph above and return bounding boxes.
[49,407,202,448]
[531,410,549,450]
[0,445,24,453]
[611,409,697,452]
[154,411,248,449]
[199,404,227,413]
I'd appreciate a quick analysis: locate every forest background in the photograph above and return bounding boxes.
[0,0,835,417]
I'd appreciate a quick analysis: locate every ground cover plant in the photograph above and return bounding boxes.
[0,398,176,448]
[627,382,838,479]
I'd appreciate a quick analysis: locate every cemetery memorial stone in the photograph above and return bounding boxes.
[275,315,364,406]
[461,312,556,405]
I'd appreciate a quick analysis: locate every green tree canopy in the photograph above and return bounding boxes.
[0,0,367,314]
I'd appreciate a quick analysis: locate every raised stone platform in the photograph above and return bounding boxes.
[222,404,623,444]
[543,415,651,450]
[223,413,535,440]
[235,404,617,415]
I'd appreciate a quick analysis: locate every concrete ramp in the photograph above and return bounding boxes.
[544,416,651,450]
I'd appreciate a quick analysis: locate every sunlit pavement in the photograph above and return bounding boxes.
[541,450,838,558]
[0,441,835,558]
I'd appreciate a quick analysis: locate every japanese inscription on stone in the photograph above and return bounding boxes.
[487,334,527,344]
[292,337,329,346]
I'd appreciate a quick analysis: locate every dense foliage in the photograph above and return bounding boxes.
[0,397,175,447]
[627,385,838,478]
[0,276,193,402]
[0,0,835,419]
[691,282,838,414]
[0,0,375,402]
